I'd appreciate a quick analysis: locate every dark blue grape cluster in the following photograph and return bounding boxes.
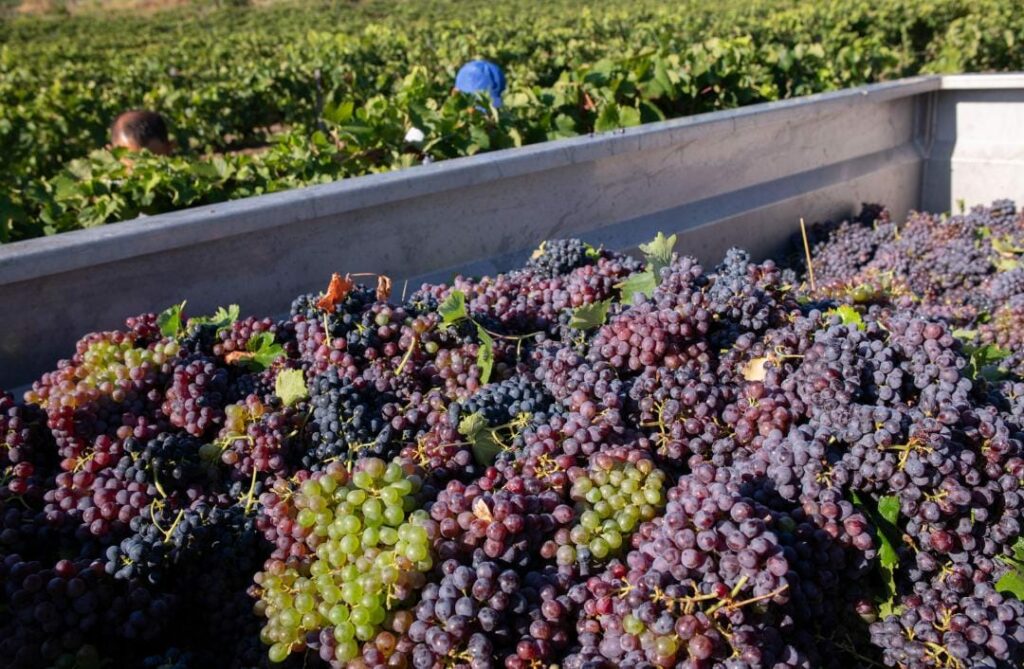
[526,238,593,277]
[306,366,395,466]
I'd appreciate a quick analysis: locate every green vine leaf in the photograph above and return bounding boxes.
[438,290,468,325]
[226,332,284,371]
[962,343,1011,382]
[826,305,865,331]
[639,232,677,281]
[569,299,611,330]
[475,325,495,385]
[994,257,1022,272]
[851,492,902,617]
[997,570,1024,600]
[996,537,1024,600]
[617,270,656,303]
[458,412,503,466]
[157,301,187,338]
[189,304,240,332]
[275,368,308,407]
[877,496,900,534]
[992,235,1024,255]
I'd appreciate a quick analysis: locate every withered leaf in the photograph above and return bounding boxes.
[317,273,355,313]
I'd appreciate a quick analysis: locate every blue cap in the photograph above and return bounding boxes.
[455,60,506,108]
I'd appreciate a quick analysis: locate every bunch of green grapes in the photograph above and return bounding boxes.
[27,333,180,409]
[253,457,436,664]
[555,450,666,566]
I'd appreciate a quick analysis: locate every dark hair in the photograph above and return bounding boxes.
[110,110,170,150]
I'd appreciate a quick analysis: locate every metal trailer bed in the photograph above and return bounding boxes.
[1,73,1023,389]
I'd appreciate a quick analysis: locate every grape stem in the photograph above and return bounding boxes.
[243,466,259,515]
[704,576,789,616]
[800,217,816,292]
[152,467,168,499]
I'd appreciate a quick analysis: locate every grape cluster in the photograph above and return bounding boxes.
[525,238,593,277]
[870,583,1024,668]
[553,450,666,568]
[214,394,302,478]
[253,457,436,665]
[408,560,575,669]
[161,354,230,438]
[307,367,395,465]
[458,376,553,426]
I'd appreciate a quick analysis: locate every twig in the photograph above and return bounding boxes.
[800,217,816,292]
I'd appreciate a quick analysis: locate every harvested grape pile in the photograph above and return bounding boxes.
[3,201,1024,669]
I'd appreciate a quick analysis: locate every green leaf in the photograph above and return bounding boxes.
[458,412,503,466]
[850,492,901,616]
[554,114,577,135]
[275,368,308,407]
[653,58,676,99]
[618,105,641,128]
[826,305,865,331]
[963,343,1011,381]
[992,236,1024,255]
[952,329,977,341]
[594,104,620,133]
[875,494,901,571]
[617,270,656,303]
[994,257,1022,272]
[638,232,677,280]
[438,290,468,325]
[243,332,285,371]
[157,301,186,338]
[475,325,494,385]
[997,570,1024,600]
[996,538,1024,601]
[878,495,900,527]
[584,243,602,259]
[189,304,240,332]
[1013,537,1024,563]
[570,299,611,330]
[323,100,355,125]
[52,175,79,202]
[211,156,233,181]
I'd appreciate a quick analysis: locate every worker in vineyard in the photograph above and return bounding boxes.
[404,60,507,150]
[109,110,174,156]
[454,59,506,108]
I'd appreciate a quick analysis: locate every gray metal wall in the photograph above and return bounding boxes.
[921,76,1024,213]
[2,74,1023,389]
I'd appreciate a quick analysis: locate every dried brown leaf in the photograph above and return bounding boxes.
[317,273,355,313]
[743,357,768,382]
[376,274,393,302]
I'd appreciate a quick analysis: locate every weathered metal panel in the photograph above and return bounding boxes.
[921,78,1024,213]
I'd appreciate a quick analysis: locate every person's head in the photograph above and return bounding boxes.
[110,110,173,155]
[454,60,506,108]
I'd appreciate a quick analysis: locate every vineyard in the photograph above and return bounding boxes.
[0,0,1022,242]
